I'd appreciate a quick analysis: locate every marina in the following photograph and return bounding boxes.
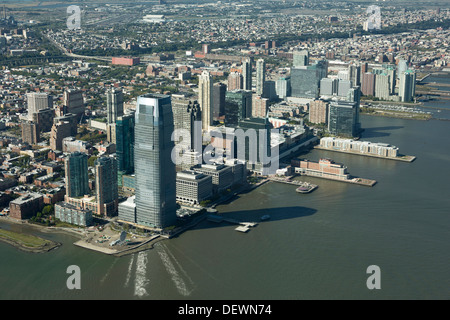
[269,176,318,193]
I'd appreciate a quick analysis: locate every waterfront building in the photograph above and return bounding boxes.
[236,117,273,174]
[176,170,213,205]
[192,163,233,194]
[116,113,135,187]
[55,202,93,227]
[9,193,44,220]
[198,70,213,131]
[293,158,350,181]
[399,70,416,102]
[95,156,118,217]
[118,196,136,224]
[319,137,399,158]
[328,100,359,138]
[133,93,177,229]
[64,152,89,198]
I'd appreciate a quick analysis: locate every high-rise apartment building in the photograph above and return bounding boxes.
[213,83,226,119]
[21,121,40,145]
[309,100,329,124]
[242,57,253,91]
[95,156,118,217]
[361,72,376,96]
[27,92,53,120]
[198,70,213,131]
[276,77,291,100]
[225,90,252,128]
[133,94,177,229]
[64,152,89,198]
[252,95,269,118]
[227,72,243,91]
[399,70,416,102]
[63,89,85,121]
[256,58,266,96]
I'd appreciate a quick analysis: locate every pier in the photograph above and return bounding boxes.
[207,214,258,233]
[314,146,416,162]
[268,176,318,193]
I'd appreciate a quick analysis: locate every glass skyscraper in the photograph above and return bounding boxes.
[134,94,177,229]
[328,101,359,138]
[291,60,328,99]
[225,90,252,128]
[116,113,135,187]
[64,152,89,198]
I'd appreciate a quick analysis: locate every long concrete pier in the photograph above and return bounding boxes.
[314,146,416,162]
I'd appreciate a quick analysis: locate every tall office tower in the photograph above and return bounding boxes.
[375,73,391,100]
[198,70,213,131]
[21,121,39,145]
[106,88,124,124]
[291,60,328,99]
[328,101,360,138]
[134,94,177,229]
[309,100,329,124]
[293,50,309,67]
[64,152,89,198]
[171,95,202,170]
[242,57,253,91]
[225,90,253,128]
[213,83,226,119]
[385,66,396,95]
[361,72,376,96]
[27,93,53,120]
[236,117,273,174]
[348,64,361,87]
[95,156,118,217]
[399,70,416,102]
[116,113,135,187]
[63,89,85,121]
[256,58,266,96]
[50,121,73,151]
[276,77,291,100]
[252,95,269,118]
[227,72,243,91]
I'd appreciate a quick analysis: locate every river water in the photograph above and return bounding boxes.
[1,96,449,301]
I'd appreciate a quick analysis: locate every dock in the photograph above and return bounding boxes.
[268,176,318,193]
[207,214,259,233]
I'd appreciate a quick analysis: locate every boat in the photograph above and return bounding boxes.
[260,215,270,221]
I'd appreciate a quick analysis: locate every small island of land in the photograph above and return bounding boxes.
[0,228,61,253]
